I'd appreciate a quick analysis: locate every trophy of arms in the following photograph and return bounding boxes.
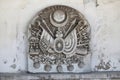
[28,5,90,72]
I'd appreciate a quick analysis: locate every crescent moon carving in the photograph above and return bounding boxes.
[50,11,69,27]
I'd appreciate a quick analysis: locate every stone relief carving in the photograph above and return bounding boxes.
[28,5,90,73]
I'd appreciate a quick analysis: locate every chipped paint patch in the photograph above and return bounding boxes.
[10,64,17,69]
[3,60,7,64]
[95,60,111,70]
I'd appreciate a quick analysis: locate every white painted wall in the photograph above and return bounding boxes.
[0,0,120,73]
[91,0,120,71]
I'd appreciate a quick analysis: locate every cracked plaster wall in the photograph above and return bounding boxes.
[0,0,120,73]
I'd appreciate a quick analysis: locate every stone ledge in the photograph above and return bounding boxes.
[0,71,120,80]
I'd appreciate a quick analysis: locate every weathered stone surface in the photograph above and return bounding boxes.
[0,72,120,80]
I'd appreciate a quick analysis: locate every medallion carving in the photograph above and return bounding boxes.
[28,5,90,73]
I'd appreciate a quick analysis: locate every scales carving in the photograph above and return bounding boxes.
[28,5,90,73]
